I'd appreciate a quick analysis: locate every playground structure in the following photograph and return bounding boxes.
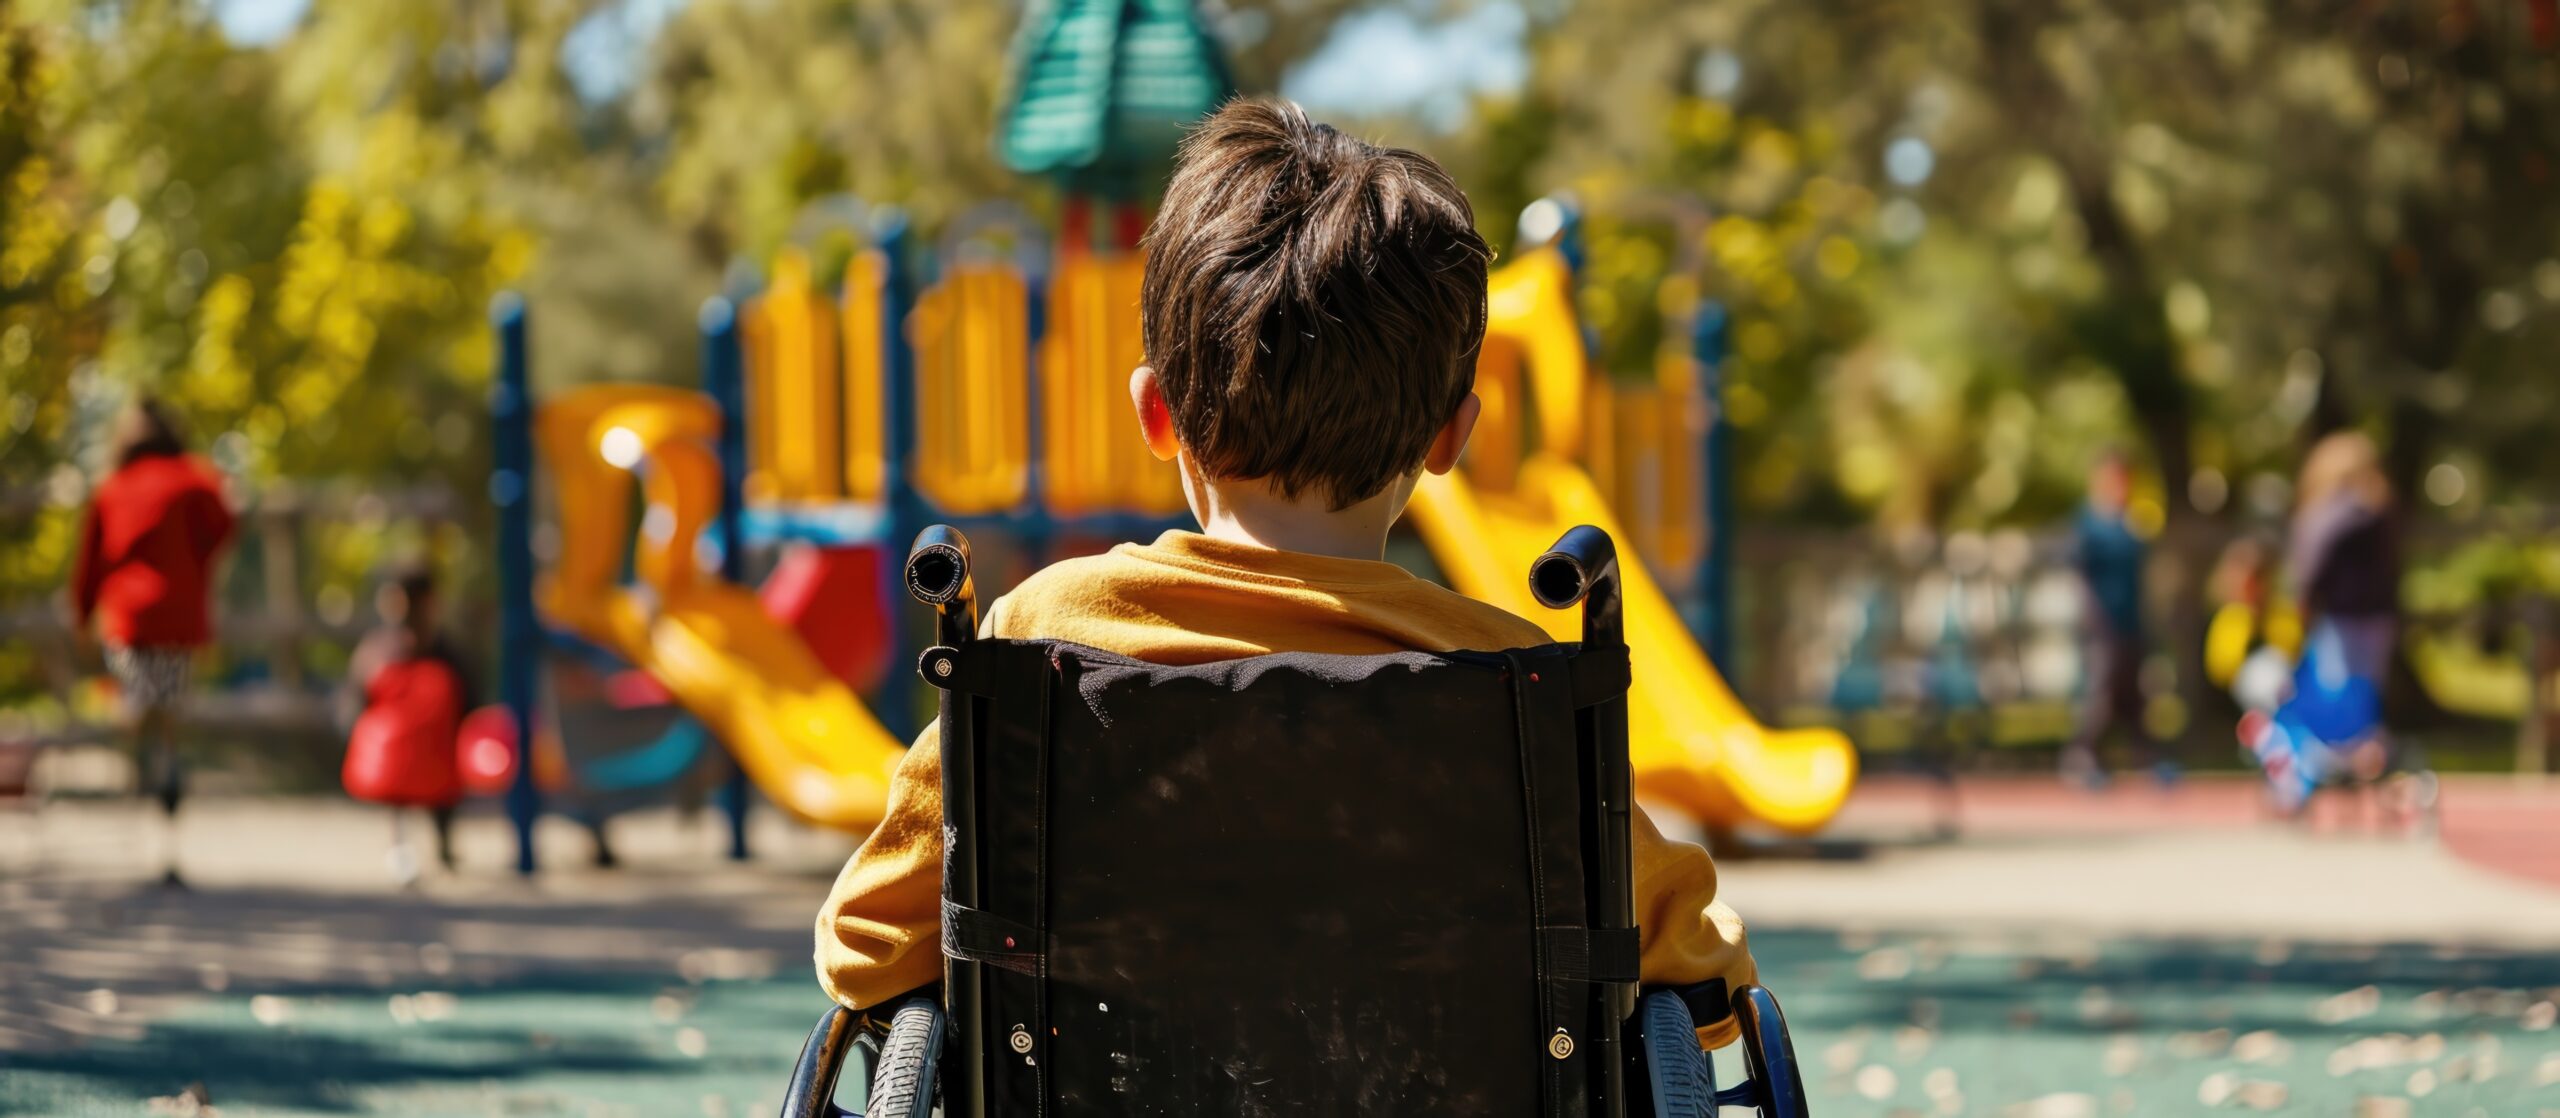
[1409,242,1857,834]
[487,209,1197,870]
[482,197,1857,871]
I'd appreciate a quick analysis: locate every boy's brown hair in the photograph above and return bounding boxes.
[1141,97,1491,510]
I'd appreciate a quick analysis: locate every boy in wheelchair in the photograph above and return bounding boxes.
[800,98,1805,1116]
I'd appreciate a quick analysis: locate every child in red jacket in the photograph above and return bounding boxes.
[70,397,234,886]
[344,564,476,884]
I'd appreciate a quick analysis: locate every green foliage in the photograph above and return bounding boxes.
[647,0,1027,257]
[1445,0,2560,531]
[15,0,2548,568]
[644,0,1400,258]
[0,0,560,639]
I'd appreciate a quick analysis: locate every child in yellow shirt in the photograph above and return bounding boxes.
[815,96,1757,1046]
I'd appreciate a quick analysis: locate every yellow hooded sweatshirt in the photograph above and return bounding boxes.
[814,530,1758,1047]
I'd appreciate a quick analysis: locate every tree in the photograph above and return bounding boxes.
[1454,0,2560,529]
[644,0,1401,263]
[0,0,561,683]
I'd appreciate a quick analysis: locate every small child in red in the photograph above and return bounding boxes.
[343,565,474,883]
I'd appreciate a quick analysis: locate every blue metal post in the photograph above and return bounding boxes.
[875,211,924,739]
[1020,263,1053,564]
[700,296,754,862]
[490,293,542,875]
[1692,301,1734,672]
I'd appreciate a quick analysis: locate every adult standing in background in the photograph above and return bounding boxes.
[2063,451,2174,788]
[2288,431,2402,686]
[69,396,235,887]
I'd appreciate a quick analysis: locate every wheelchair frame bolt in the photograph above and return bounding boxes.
[934,658,953,678]
[1548,1029,1573,1059]
[1009,1026,1035,1054]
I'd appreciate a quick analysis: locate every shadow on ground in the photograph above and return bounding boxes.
[1743,927,2560,1115]
[7,875,2560,1115]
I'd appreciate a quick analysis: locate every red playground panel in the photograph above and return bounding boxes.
[759,543,894,692]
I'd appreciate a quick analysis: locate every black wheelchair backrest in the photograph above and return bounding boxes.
[781,527,1814,1118]
[922,634,1634,1117]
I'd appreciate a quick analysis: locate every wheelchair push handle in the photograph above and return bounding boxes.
[1531,525,1623,653]
[1529,524,1615,609]
[906,525,979,648]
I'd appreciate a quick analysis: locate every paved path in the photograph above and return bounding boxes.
[1707,775,2560,950]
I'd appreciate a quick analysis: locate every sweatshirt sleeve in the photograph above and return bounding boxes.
[814,720,948,1011]
[1630,805,1759,1049]
[814,599,1010,1011]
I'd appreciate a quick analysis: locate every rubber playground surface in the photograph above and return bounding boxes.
[6,781,2560,1116]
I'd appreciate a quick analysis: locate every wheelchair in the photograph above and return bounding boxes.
[782,525,1811,1117]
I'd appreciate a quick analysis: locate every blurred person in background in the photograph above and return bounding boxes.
[2206,534,2297,712]
[69,396,236,887]
[2063,450,2174,789]
[343,564,474,884]
[2288,431,2402,687]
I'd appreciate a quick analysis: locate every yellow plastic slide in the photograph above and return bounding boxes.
[1408,458,1857,833]
[1416,246,1855,834]
[535,386,904,832]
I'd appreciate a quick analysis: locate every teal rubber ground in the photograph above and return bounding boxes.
[8,929,2557,1116]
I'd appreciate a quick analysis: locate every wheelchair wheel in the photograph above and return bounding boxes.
[780,1006,864,1118]
[1639,988,1718,1116]
[863,996,944,1118]
[1734,985,1809,1118]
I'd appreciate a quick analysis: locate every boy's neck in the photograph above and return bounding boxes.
[1187,473,1407,563]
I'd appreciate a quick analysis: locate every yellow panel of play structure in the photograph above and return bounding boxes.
[1584,380,1646,571]
[1405,250,1856,834]
[1041,253,1185,517]
[839,248,891,501]
[1489,248,1590,460]
[534,385,903,832]
[1587,380,1705,589]
[742,300,778,501]
[1645,349,1705,579]
[754,250,844,502]
[910,264,1031,515]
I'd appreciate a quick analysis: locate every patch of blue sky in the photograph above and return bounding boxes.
[1280,2,1528,131]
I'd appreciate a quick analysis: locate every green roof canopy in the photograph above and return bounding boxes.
[999,0,1236,197]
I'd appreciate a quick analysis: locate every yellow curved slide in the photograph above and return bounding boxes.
[535,386,903,832]
[1410,458,1855,833]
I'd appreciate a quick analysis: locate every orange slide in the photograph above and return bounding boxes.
[534,386,904,832]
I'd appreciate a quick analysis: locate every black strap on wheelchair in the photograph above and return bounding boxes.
[943,898,1043,977]
[987,644,1057,1116]
[1540,925,1643,985]
[1506,646,1598,1115]
[1564,643,1631,709]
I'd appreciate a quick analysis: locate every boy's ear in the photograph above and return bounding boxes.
[1422,392,1481,476]
[1128,366,1181,462]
